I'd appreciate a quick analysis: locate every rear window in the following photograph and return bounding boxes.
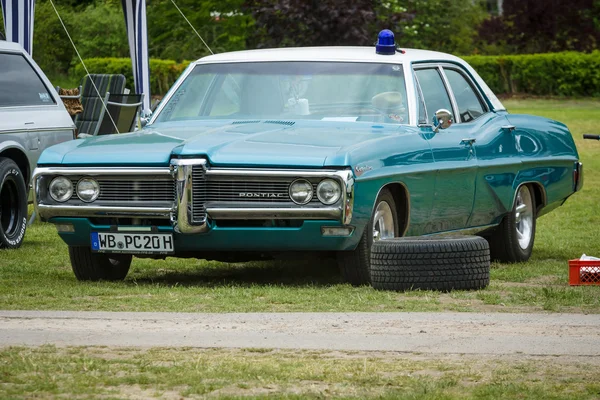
[0,52,56,107]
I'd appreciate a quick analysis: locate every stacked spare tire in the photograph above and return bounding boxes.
[370,236,490,291]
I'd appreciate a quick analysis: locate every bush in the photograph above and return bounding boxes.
[73,58,191,95]
[463,52,600,97]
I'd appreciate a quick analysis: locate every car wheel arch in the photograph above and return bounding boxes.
[0,147,30,186]
[374,182,410,237]
[512,181,546,216]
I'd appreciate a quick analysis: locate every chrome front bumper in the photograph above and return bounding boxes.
[33,162,355,233]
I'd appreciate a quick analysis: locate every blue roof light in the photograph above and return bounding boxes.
[376,29,396,55]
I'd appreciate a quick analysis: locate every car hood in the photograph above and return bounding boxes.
[39,120,408,167]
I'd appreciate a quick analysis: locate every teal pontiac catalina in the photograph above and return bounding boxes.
[33,32,582,284]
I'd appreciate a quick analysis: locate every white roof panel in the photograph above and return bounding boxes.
[197,46,463,64]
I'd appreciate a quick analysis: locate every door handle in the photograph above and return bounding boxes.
[24,122,35,125]
[501,125,516,132]
[460,138,476,146]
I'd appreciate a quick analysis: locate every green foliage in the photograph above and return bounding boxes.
[244,0,487,54]
[73,58,191,95]
[477,0,600,54]
[147,0,251,61]
[32,1,129,78]
[32,1,75,77]
[27,0,249,79]
[244,0,378,48]
[67,3,130,59]
[463,51,600,96]
[381,0,488,55]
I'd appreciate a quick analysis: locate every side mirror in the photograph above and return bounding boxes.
[433,109,453,132]
[140,115,151,128]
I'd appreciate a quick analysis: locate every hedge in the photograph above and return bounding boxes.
[74,52,600,97]
[462,51,600,97]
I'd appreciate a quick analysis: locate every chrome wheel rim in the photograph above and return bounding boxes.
[515,185,534,250]
[373,201,395,241]
[0,179,18,236]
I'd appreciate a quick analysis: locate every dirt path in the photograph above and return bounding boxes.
[1,310,599,356]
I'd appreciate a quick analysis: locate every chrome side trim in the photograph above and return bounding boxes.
[425,223,498,237]
[36,204,173,219]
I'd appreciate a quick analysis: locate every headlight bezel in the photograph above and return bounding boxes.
[48,176,73,202]
[76,178,100,203]
[316,178,342,205]
[289,178,314,205]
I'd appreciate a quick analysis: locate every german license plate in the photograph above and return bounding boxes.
[91,232,174,254]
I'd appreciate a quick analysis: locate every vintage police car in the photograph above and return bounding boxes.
[33,31,582,284]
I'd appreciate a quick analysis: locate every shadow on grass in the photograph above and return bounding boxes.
[128,258,344,288]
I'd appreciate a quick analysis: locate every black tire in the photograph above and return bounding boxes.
[487,184,536,263]
[0,157,28,249]
[337,188,398,285]
[370,235,490,292]
[68,246,132,281]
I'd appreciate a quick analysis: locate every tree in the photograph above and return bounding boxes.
[243,0,486,54]
[147,0,252,61]
[381,0,487,55]
[243,0,381,48]
[478,0,600,53]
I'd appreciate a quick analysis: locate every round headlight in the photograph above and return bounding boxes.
[289,179,313,205]
[77,178,100,202]
[49,176,73,202]
[317,179,342,205]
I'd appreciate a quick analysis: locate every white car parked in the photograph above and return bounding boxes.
[0,40,75,248]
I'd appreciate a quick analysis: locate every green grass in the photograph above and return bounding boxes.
[1,346,599,399]
[0,98,599,313]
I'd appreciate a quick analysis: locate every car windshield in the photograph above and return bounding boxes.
[154,62,408,124]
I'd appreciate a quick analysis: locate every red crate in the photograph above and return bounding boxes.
[569,259,600,285]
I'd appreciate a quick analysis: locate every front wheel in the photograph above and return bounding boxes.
[487,184,536,263]
[337,188,398,285]
[69,246,132,281]
[0,158,28,249]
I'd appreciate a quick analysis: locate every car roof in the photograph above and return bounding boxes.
[197,46,464,65]
[0,40,25,52]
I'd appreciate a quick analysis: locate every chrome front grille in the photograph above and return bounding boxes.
[190,166,321,223]
[204,181,318,203]
[191,166,207,223]
[69,177,175,205]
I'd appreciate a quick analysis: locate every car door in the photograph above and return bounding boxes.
[414,66,477,232]
[440,66,522,228]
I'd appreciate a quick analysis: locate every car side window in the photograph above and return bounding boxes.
[443,69,486,123]
[414,68,453,124]
[0,52,56,107]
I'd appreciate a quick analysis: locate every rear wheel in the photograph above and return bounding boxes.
[0,158,27,249]
[487,184,536,263]
[69,246,132,281]
[337,188,398,285]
